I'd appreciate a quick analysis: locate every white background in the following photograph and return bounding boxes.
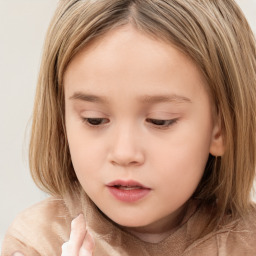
[0,0,256,247]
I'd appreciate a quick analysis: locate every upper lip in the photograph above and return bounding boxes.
[106,180,150,189]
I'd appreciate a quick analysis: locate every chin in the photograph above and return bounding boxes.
[108,212,153,228]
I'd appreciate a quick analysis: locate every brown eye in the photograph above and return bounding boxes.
[146,118,178,127]
[83,118,109,126]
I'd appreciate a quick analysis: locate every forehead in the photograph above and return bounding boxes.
[64,25,208,101]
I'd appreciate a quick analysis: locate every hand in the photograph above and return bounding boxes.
[61,214,95,256]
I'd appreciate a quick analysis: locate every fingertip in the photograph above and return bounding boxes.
[69,213,87,243]
[12,252,24,256]
[71,213,85,229]
[61,241,68,251]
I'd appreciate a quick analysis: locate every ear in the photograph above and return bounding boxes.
[209,116,225,156]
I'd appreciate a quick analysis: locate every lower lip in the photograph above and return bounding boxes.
[107,186,151,202]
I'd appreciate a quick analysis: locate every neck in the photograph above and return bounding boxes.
[122,203,188,243]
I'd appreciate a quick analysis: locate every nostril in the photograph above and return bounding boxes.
[110,158,143,167]
[108,139,145,166]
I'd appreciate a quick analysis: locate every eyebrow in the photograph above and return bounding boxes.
[69,92,192,104]
[138,94,192,104]
[69,92,108,104]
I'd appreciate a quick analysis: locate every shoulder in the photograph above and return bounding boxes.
[13,196,70,224]
[185,204,256,256]
[221,205,256,254]
[7,197,71,236]
[1,197,72,256]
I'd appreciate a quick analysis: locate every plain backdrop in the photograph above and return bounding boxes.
[0,0,256,247]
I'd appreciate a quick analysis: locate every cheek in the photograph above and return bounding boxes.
[152,147,206,188]
[150,125,211,171]
[68,136,104,193]
[66,118,104,181]
[68,137,103,170]
[149,121,212,195]
[151,149,206,207]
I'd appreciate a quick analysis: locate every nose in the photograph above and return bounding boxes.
[108,125,145,167]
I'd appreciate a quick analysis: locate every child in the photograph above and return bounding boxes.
[2,0,256,255]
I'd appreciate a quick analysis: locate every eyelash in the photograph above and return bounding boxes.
[146,118,178,128]
[82,118,109,126]
[82,118,178,129]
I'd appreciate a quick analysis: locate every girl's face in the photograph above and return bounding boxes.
[64,25,222,235]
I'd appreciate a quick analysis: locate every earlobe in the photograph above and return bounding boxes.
[209,119,225,156]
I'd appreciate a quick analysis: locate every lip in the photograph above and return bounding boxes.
[107,179,150,188]
[106,180,151,202]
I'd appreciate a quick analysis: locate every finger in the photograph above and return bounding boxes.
[79,230,95,256]
[61,242,69,256]
[69,214,87,244]
[62,214,87,255]
[12,253,24,256]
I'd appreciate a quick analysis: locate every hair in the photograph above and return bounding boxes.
[30,0,256,235]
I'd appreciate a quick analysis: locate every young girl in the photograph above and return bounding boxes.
[2,0,256,255]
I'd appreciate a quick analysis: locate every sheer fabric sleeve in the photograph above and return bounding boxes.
[1,198,70,256]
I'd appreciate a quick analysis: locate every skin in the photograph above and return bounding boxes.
[61,214,94,256]
[64,24,224,249]
[12,253,25,256]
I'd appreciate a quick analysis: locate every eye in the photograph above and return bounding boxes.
[146,118,178,128]
[82,118,109,126]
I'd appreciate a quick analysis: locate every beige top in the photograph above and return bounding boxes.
[2,194,256,256]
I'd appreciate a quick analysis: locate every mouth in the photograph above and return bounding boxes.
[106,180,151,202]
[107,179,150,189]
[112,185,144,190]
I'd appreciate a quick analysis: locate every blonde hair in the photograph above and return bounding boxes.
[30,0,256,233]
